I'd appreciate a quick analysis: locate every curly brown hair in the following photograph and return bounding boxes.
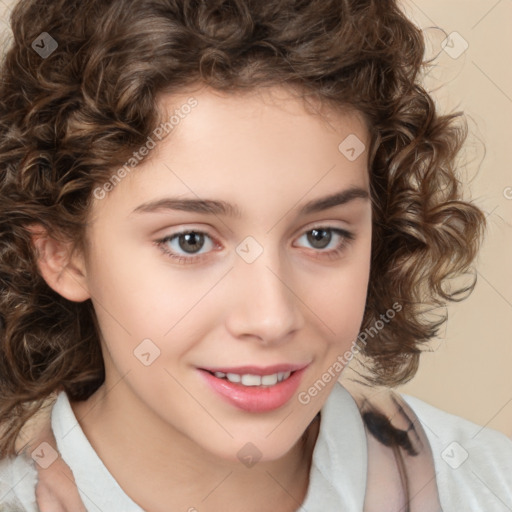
[0,0,485,458]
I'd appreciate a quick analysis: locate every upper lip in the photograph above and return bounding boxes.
[199,363,309,376]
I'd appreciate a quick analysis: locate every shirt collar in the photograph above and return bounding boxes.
[301,382,368,510]
[52,391,145,511]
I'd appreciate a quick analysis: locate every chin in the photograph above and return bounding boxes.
[205,435,300,466]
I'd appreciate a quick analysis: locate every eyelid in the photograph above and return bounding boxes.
[295,220,355,238]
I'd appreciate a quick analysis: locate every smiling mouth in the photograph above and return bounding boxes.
[198,365,309,412]
[204,370,293,387]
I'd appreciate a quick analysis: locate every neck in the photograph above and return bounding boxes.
[70,383,320,512]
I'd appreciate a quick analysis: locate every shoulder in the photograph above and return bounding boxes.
[0,452,38,511]
[401,393,512,510]
[401,393,512,459]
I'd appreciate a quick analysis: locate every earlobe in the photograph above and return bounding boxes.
[27,224,91,303]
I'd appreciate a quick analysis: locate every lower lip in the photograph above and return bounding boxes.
[198,367,307,413]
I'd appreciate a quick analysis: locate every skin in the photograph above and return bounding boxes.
[32,85,372,512]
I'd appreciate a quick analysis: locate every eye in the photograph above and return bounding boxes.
[156,230,217,264]
[294,226,355,259]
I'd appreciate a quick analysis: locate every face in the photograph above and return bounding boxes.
[80,85,372,462]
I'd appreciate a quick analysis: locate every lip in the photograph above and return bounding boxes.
[198,364,309,413]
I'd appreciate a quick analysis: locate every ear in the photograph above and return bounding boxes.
[27,224,91,303]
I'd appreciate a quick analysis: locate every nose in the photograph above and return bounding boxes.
[224,247,305,346]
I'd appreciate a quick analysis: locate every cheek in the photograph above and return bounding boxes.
[85,232,212,334]
[85,245,227,383]
[312,268,369,343]
[317,236,371,327]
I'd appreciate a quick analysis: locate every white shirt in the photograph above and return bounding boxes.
[1,383,511,511]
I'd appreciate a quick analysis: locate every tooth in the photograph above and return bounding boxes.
[241,374,262,386]
[261,374,278,386]
[226,373,241,383]
[282,371,291,380]
[277,372,285,382]
[214,371,226,378]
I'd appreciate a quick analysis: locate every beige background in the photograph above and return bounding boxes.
[0,0,511,436]
[395,0,512,438]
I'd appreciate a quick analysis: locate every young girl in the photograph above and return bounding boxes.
[0,0,510,511]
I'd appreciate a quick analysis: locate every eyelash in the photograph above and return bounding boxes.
[155,226,355,265]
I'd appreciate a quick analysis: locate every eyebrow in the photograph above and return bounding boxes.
[130,186,369,218]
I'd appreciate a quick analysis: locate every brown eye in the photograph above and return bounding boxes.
[156,229,217,264]
[306,228,332,250]
[177,232,205,254]
[294,226,355,261]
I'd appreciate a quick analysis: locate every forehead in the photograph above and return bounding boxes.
[90,85,370,223]
[155,85,368,150]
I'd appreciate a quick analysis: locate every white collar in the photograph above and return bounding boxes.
[52,392,145,511]
[301,382,367,510]
[52,382,367,511]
